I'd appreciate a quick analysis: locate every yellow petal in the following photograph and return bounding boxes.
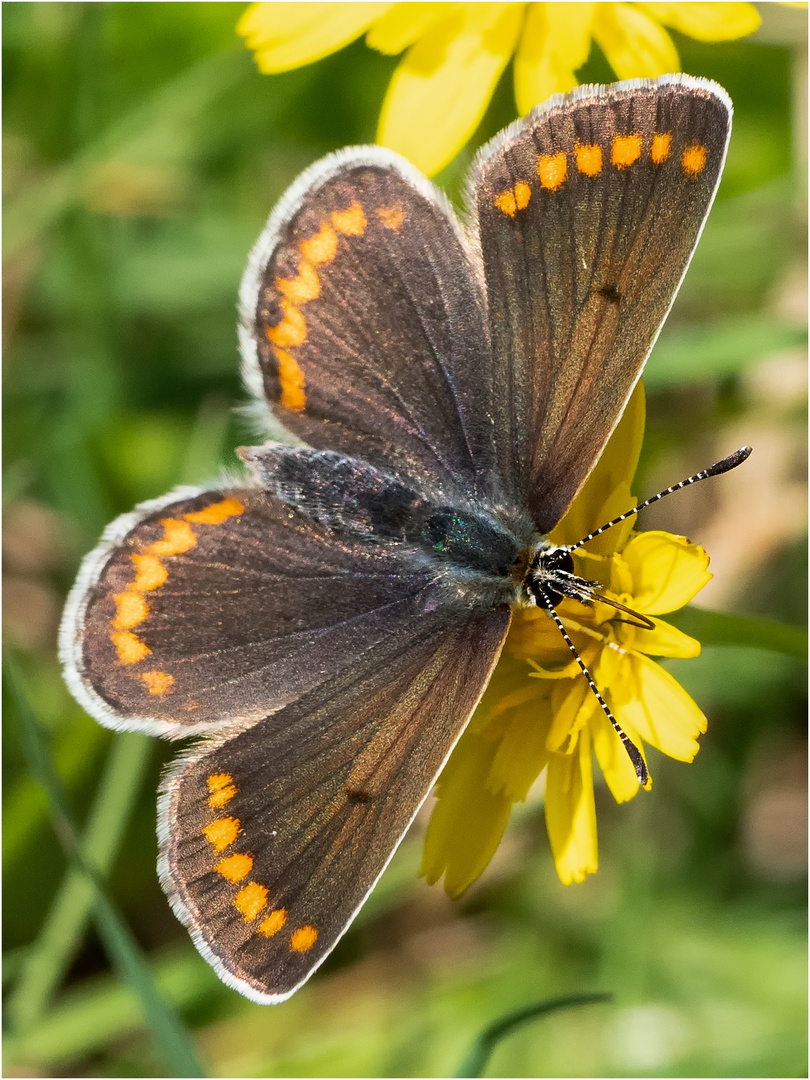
[377,3,524,175]
[592,704,645,803]
[637,2,761,41]
[622,531,712,614]
[366,2,448,54]
[592,2,679,80]
[507,606,564,662]
[547,676,598,753]
[529,628,601,680]
[584,483,638,556]
[514,2,595,115]
[421,725,513,898]
[594,631,626,685]
[622,654,707,761]
[483,677,545,727]
[545,729,598,884]
[553,381,645,551]
[238,2,395,73]
[488,704,551,801]
[631,616,701,659]
[513,625,570,671]
[604,549,635,599]
[471,641,542,732]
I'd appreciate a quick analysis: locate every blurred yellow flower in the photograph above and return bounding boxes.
[238,1,762,174]
[421,383,714,892]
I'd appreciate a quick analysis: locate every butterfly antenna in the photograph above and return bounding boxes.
[583,592,654,630]
[536,584,649,787]
[566,446,752,553]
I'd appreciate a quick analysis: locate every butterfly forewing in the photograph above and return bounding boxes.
[160,606,509,1002]
[240,150,497,502]
[472,75,731,531]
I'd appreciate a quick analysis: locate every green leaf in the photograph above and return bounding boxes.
[647,316,807,386]
[669,607,807,659]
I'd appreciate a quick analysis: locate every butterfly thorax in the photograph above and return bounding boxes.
[242,445,549,600]
[243,445,608,613]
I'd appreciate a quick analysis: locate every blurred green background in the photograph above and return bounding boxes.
[3,3,807,1077]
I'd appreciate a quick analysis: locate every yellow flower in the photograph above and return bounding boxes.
[421,382,714,892]
[238,2,762,174]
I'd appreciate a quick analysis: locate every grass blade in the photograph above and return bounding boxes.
[7,730,152,1031]
[3,947,223,1071]
[4,655,206,1078]
[454,993,613,1078]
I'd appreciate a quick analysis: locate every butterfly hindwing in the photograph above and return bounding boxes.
[60,483,455,737]
[472,74,731,531]
[159,605,509,1002]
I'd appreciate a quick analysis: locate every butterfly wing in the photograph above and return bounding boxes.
[159,604,509,1002]
[60,484,457,738]
[239,148,497,502]
[470,74,731,532]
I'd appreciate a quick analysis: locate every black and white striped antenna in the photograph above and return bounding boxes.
[542,446,753,787]
[565,446,752,554]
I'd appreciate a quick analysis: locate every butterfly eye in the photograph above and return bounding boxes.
[526,547,575,608]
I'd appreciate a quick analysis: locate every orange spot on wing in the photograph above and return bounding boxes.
[331,202,366,236]
[494,181,532,216]
[376,204,404,231]
[272,346,307,412]
[112,591,148,630]
[258,908,288,937]
[537,152,567,191]
[266,300,307,348]
[575,143,602,177]
[290,924,318,952]
[111,631,151,664]
[184,498,245,526]
[681,144,707,176]
[300,223,338,265]
[129,554,167,592]
[147,519,196,557]
[513,181,531,209]
[216,852,253,882]
[612,133,642,169]
[208,773,237,808]
[139,670,174,695]
[651,132,671,165]
[203,817,240,853]
[277,260,321,304]
[234,882,268,921]
[494,188,517,217]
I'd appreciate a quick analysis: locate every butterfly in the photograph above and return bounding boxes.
[61,74,735,1002]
